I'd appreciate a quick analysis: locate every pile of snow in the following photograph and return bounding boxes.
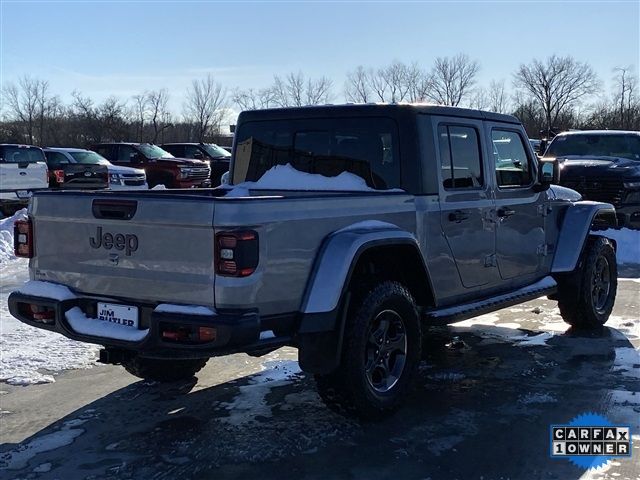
[18,280,76,301]
[1,280,99,385]
[151,184,167,190]
[595,228,640,265]
[0,209,27,263]
[65,307,149,342]
[225,163,380,197]
[0,311,99,385]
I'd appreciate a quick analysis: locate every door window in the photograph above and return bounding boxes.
[438,125,483,189]
[492,130,532,188]
[184,145,203,159]
[117,145,137,163]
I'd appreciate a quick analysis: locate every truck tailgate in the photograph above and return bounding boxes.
[30,193,215,305]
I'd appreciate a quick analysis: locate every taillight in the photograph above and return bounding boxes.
[53,169,65,184]
[215,230,258,277]
[14,218,34,258]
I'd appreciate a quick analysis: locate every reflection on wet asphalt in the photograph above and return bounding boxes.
[1,285,638,480]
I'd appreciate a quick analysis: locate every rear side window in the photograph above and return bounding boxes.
[94,145,113,160]
[492,130,532,188]
[45,151,70,165]
[233,117,400,190]
[438,125,483,189]
[0,146,46,163]
[163,144,184,157]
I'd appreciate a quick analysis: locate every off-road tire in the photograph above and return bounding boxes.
[122,356,208,382]
[557,236,617,329]
[315,281,421,419]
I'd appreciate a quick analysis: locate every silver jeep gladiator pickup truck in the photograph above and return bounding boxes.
[9,104,618,418]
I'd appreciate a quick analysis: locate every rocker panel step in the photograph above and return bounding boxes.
[423,276,558,325]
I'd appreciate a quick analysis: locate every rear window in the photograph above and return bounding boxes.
[0,146,46,163]
[546,134,640,160]
[232,117,400,190]
[69,151,109,164]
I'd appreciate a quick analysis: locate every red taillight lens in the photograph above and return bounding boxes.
[53,169,65,184]
[215,230,258,277]
[14,218,34,258]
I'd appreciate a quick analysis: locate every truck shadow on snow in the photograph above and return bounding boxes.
[1,324,638,480]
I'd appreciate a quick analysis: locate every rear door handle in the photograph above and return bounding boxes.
[448,210,469,223]
[497,207,516,218]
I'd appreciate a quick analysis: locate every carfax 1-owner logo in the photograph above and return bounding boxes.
[551,413,633,470]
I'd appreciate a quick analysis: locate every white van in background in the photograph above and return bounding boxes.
[0,144,49,216]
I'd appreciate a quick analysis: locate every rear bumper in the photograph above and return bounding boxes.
[8,291,291,360]
[0,188,48,202]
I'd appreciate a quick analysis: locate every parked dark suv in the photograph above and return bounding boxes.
[91,143,211,189]
[161,143,230,186]
[544,130,640,229]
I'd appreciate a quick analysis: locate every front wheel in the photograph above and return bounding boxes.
[122,356,208,382]
[315,281,421,419]
[557,236,617,329]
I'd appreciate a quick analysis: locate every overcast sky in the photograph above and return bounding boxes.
[2,0,639,113]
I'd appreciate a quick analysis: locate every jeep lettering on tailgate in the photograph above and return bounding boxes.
[89,226,138,256]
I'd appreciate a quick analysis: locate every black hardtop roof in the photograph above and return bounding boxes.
[237,103,520,125]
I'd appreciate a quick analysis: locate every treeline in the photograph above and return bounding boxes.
[1,54,638,148]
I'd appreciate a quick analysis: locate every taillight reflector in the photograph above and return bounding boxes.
[14,218,34,258]
[215,230,258,277]
[53,169,65,184]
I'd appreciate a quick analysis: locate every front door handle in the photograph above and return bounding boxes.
[448,210,469,223]
[497,207,516,218]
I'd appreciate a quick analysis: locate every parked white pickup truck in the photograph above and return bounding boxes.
[0,144,49,216]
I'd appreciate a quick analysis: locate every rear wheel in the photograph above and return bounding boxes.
[122,356,208,382]
[315,281,421,419]
[557,236,617,329]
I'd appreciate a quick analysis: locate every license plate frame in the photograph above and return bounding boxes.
[16,190,32,199]
[97,302,139,330]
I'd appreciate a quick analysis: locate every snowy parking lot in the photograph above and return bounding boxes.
[0,212,638,479]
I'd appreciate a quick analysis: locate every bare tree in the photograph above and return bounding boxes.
[488,79,509,113]
[426,54,480,106]
[232,87,277,110]
[147,89,170,143]
[514,55,600,137]
[344,66,372,103]
[306,76,333,105]
[613,66,638,129]
[2,76,50,144]
[183,74,227,141]
[131,93,149,142]
[469,87,489,110]
[405,62,430,102]
[267,72,333,107]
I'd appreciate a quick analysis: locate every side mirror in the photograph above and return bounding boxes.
[193,151,204,160]
[130,152,141,163]
[535,159,560,191]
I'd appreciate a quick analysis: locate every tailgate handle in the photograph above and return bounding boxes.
[92,200,137,220]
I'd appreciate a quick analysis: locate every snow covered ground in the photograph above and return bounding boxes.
[0,211,99,385]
